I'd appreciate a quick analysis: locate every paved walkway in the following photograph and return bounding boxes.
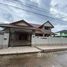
[36,46,67,52]
[0,46,67,55]
[0,46,41,55]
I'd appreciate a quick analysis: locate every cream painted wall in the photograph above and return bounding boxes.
[3,33,9,48]
[31,35,67,46]
[0,33,9,48]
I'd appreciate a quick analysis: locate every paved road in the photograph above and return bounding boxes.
[0,51,67,67]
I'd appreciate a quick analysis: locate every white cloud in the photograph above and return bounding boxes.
[50,0,57,7]
[52,24,67,32]
[62,17,67,21]
[50,0,67,22]
[31,0,40,4]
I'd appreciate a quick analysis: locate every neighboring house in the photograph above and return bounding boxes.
[55,30,67,37]
[0,20,54,47]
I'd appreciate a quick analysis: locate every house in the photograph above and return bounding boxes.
[55,30,67,37]
[0,20,54,47]
[34,21,54,37]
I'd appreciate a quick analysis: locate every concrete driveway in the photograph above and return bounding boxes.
[0,46,41,55]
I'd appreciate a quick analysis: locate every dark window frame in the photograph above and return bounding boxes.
[45,27,50,30]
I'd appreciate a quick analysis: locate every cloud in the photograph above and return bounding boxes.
[50,0,67,22]
[52,24,67,32]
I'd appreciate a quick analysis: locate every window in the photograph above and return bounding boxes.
[35,34,43,36]
[45,27,50,30]
[45,34,50,37]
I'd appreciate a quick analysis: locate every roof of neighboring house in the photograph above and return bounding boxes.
[57,30,67,33]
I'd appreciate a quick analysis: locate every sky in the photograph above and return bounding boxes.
[0,0,67,32]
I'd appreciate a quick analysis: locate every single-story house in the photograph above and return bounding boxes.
[55,30,67,37]
[0,20,54,47]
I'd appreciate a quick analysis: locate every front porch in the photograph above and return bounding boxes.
[9,28,33,47]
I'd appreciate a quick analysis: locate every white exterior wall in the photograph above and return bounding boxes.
[0,33,9,48]
[32,35,67,46]
[3,33,9,48]
[0,34,67,48]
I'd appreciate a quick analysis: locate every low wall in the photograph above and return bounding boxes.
[32,35,67,46]
[3,33,9,48]
[0,33,9,48]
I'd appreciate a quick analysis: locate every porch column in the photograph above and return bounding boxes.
[32,30,35,36]
[8,28,16,47]
[43,34,44,37]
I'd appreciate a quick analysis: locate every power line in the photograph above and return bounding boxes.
[16,0,49,13]
[0,2,66,23]
[0,2,52,17]
[7,0,49,13]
